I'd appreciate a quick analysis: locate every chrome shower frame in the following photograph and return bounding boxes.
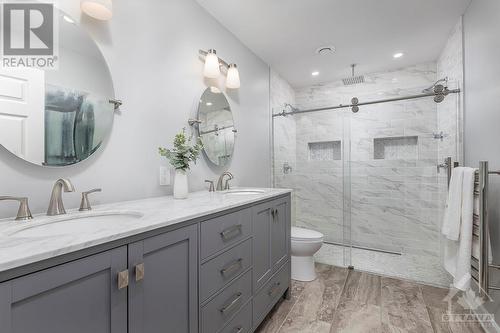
[273,86,461,116]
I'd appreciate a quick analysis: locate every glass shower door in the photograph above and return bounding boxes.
[272,106,352,268]
[347,84,460,286]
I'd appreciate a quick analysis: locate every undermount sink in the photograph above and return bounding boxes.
[8,211,144,238]
[224,189,267,195]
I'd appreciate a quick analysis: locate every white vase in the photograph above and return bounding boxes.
[173,169,189,199]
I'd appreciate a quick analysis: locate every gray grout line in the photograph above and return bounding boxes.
[327,267,351,331]
[419,285,437,333]
[275,282,306,333]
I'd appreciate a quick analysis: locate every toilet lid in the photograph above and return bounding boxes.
[291,227,324,241]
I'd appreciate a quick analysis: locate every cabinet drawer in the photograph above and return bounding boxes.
[201,269,252,333]
[201,239,252,302]
[253,262,290,328]
[201,208,251,259]
[219,300,252,333]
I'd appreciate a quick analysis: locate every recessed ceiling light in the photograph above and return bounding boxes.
[206,102,213,106]
[393,52,404,59]
[63,15,75,24]
[311,71,320,76]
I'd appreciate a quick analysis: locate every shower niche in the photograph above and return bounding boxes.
[373,136,418,160]
[308,141,341,161]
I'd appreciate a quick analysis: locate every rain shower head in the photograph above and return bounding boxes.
[342,64,365,86]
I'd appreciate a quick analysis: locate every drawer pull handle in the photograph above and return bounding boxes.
[233,327,244,333]
[220,258,243,276]
[220,224,242,241]
[268,282,281,297]
[271,209,279,221]
[220,292,243,315]
[135,263,145,282]
[118,270,129,290]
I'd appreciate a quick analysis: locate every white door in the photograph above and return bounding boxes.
[0,68,45,164]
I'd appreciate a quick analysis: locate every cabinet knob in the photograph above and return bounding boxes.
[118,270,129,290]
[135,263,145,282]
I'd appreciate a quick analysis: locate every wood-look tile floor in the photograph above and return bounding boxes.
[256,264,486,333]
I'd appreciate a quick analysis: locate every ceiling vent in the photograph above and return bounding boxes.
[316,45,336,55]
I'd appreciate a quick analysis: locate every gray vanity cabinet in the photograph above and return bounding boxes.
[0,246,128,333]
[0,193,291,333]
[128,224,198,333]
[252,197,290,292]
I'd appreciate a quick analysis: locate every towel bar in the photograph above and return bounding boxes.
[451,160,500,296]
[475,161,500,296]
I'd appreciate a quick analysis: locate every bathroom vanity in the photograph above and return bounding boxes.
[0,189,291,333]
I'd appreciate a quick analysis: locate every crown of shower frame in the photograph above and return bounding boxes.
[274,77,460,116]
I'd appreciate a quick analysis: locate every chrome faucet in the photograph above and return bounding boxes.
[47,178,75,216]
[0,196,33,221]
[216,172,234,191]
[79,189,102,211]
[204,180,215,192]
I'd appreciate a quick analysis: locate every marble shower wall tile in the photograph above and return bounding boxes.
[271,69,297,186]
[437,18,464,165]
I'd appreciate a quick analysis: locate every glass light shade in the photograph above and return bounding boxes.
[81,0,113,21]
[204,50,221,79]
[226,64,240,89]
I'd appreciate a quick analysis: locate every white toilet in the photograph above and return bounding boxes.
[291,227,324,282]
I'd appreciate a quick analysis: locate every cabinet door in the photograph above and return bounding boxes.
[128,224,198,333]
[0,247,128,333]
[252,197,291,292]
[271,197,290,272]
[252,200,273,292]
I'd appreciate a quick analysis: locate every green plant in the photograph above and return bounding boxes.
[159,129,203,171]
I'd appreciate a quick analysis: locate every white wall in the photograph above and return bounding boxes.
[0,0,271,218]
[464,0,500,319]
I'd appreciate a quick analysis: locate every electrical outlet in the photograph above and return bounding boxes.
[159,166,170,186]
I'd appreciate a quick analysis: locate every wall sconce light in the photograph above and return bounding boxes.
[80,0,113,21]
[203,49,220,79]
[226,64,240,89]
[199,49,241,89]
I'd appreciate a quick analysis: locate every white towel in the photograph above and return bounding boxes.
[443,167,476,290]
[442,168,465,241]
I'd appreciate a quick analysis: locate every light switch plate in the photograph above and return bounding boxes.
[159,166,170,186]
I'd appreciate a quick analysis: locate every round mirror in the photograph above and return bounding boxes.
[0,8,115,167]
[197,87,235,166]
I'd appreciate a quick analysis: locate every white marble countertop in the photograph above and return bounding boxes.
[0,188,291,273]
